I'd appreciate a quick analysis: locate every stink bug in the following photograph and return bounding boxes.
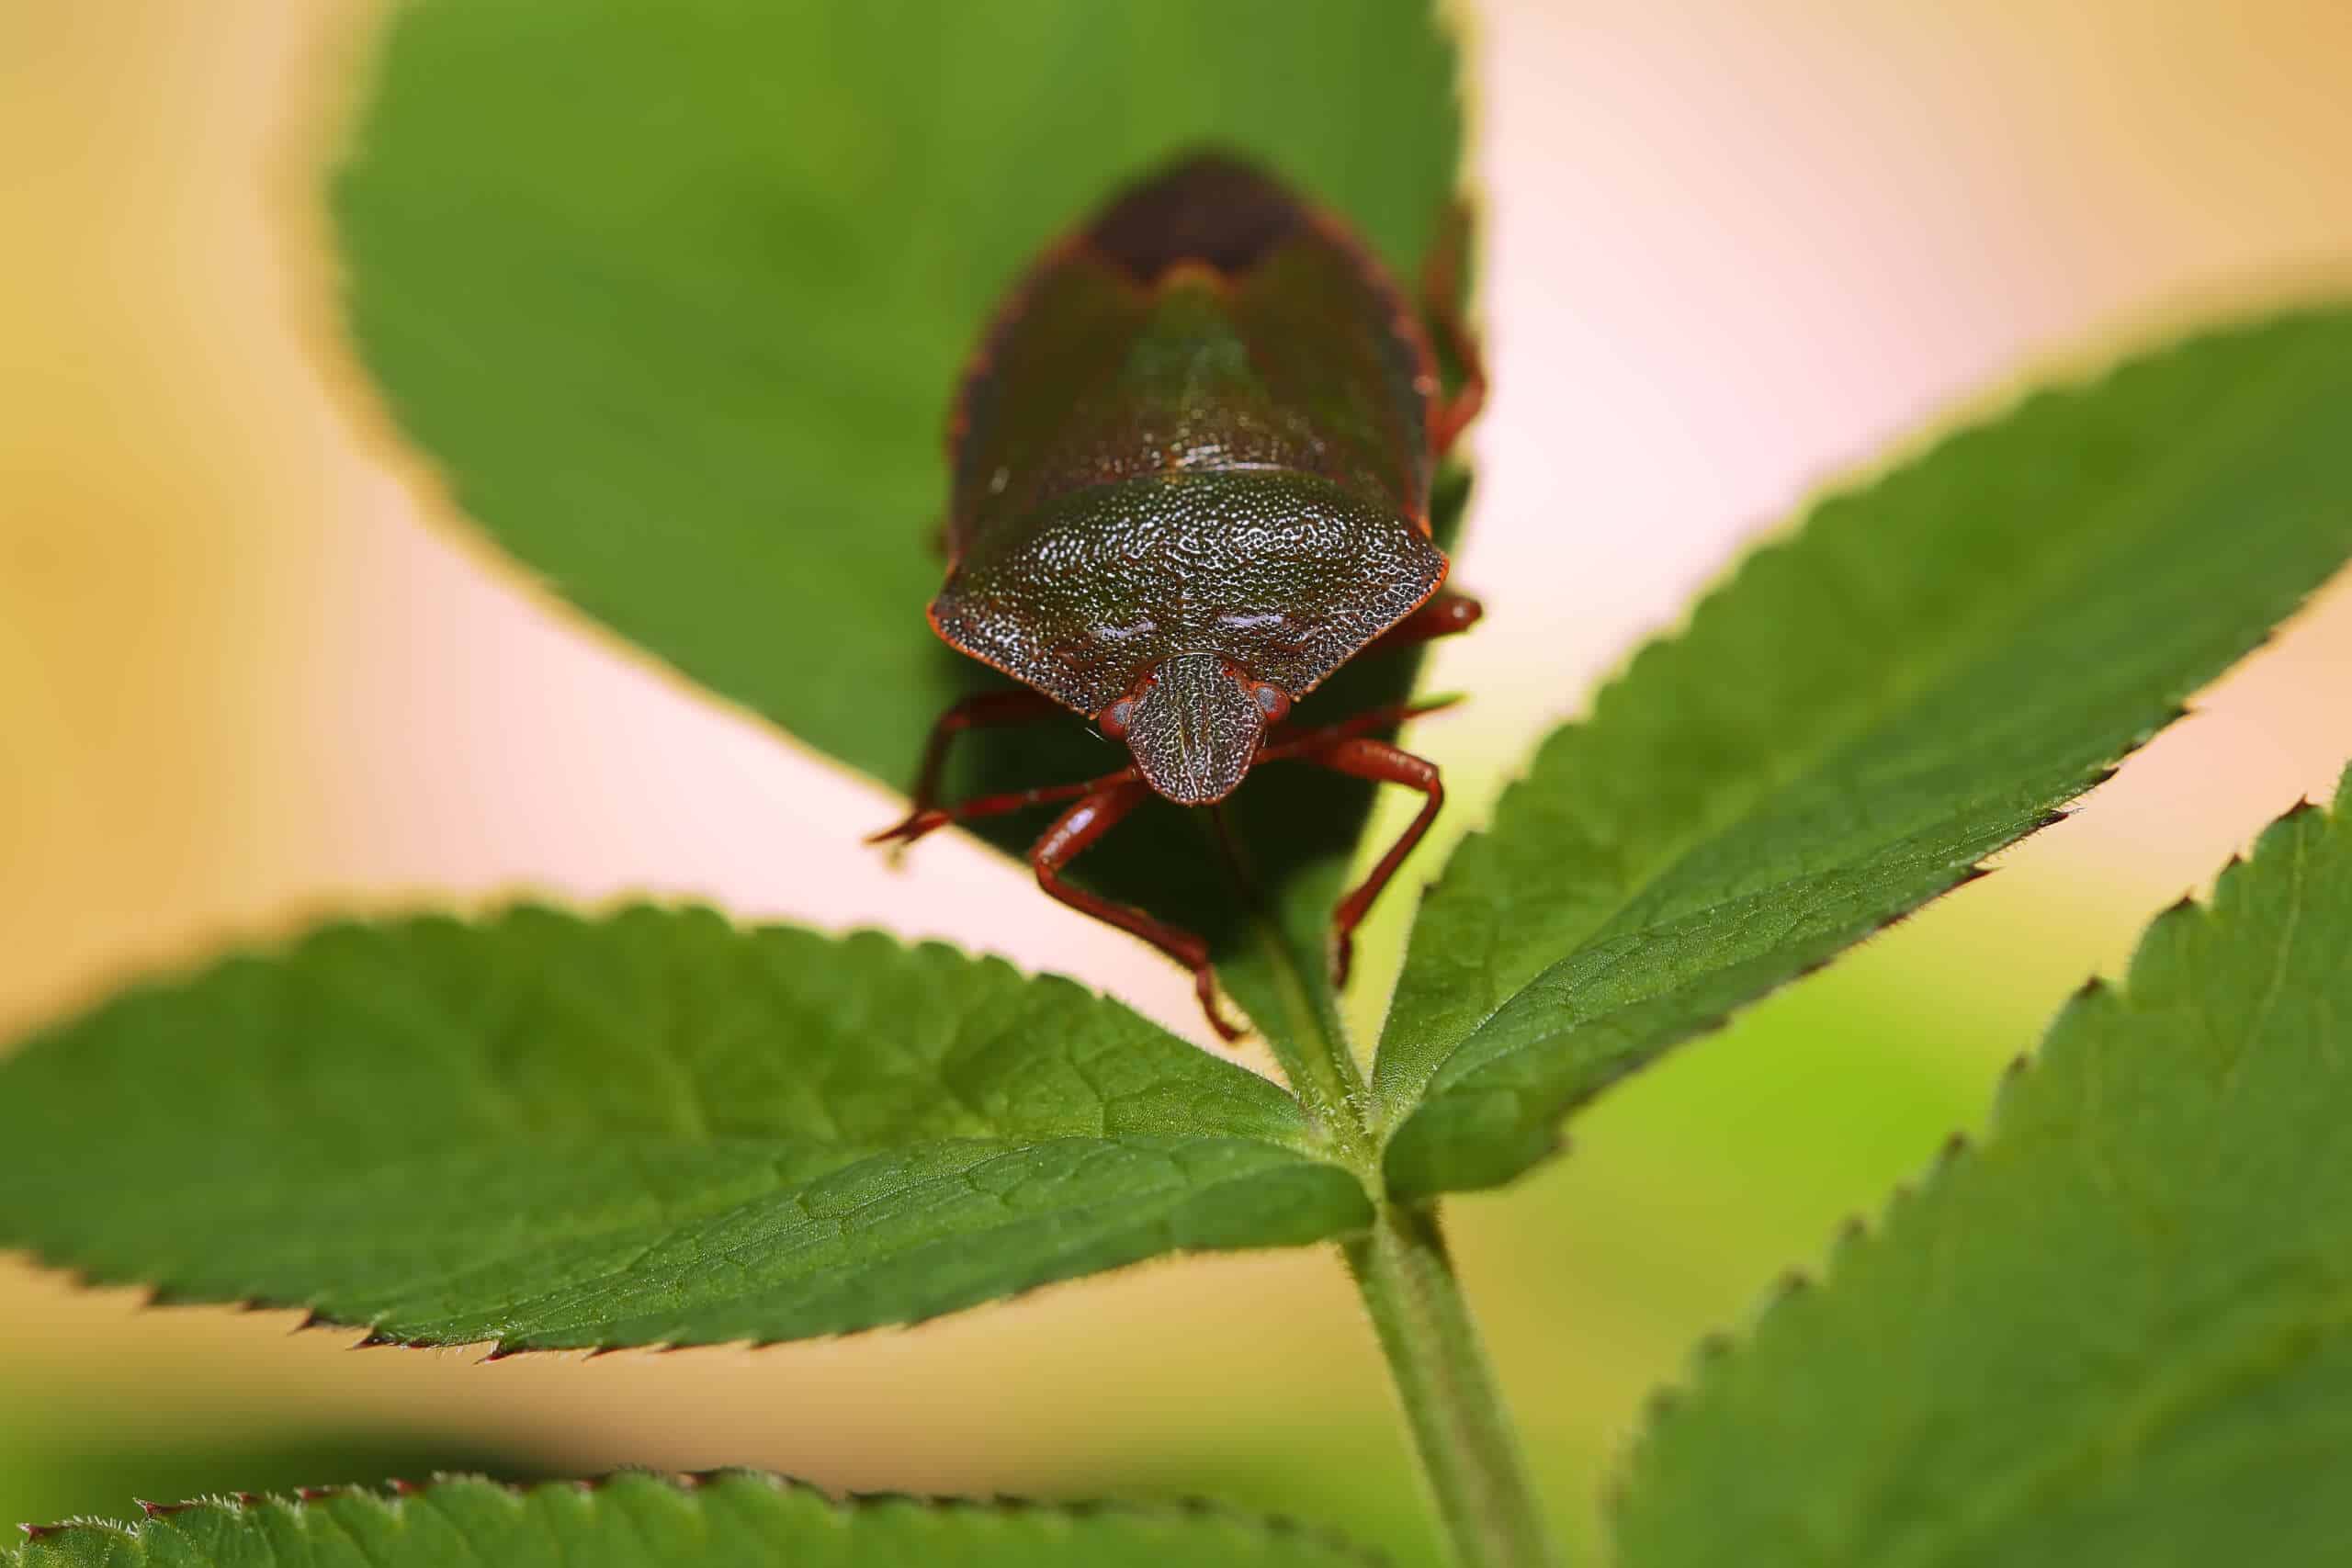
[873,152,1485,1041]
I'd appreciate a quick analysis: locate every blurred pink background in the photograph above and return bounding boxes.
[3,0,2346,1554]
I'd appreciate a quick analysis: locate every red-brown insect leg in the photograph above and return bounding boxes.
[867,770,1142,849]
[869,733,1147,850]
[1030,781,1247,1043]
[1421,203,1487,458]
[870,688,1068,846]
[1261,696,1462,759]
[1365,590,1483,657]
[1283,738,1444,987]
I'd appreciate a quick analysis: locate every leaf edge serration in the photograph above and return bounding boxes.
[7,1469,1390,1566]
[1605,767,2352,1543]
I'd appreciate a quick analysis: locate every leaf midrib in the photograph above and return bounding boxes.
[207,1132,1335,1346]
[464,1141,1364,1347]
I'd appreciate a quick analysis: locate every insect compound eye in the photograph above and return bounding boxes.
[1251,683,1292,723]
[1099,698,1136,739]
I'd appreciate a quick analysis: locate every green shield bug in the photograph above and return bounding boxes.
[874,152,1484,1041]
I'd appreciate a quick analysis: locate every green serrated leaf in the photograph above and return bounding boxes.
[331,0,1465,1054]
[5,1472,1381,1567]
[1379,306,2352,1196]
[1611,769,2352,1567]
[0,907,1367,1350]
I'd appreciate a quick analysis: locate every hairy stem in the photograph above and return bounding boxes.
[1346,1202,1561,1568]
[1245,911,1373,1156]
[1202,813,1373,1163]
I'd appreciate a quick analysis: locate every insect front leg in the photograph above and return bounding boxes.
[1029,782,1247,1043]
[866,766,1138,850]
[1276,737,1444,987]
[870,688,1068,848]
[1260,695,1462,757]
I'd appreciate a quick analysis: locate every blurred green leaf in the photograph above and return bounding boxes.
[332,0,1464,1051]
[5,1472,1381,1567]
[1096,1439,1456,1568]
[0,907,1366,1350]
[1612,768,2352,1566]
[1379,306,2352,1196]
[0,1426,541,1533]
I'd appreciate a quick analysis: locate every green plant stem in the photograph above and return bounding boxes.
[1209,817,1555,1566]
[1243,910,1374,1160]
[1344,1202,1561,1568]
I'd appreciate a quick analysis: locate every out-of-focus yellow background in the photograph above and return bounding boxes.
[4,1,2347,1560]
